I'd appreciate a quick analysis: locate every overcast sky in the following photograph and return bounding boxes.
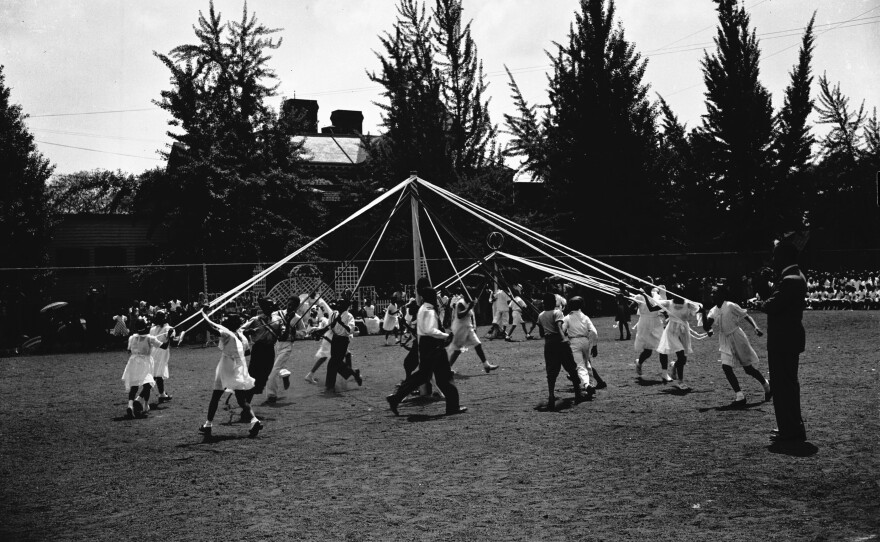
[2,0,878,176]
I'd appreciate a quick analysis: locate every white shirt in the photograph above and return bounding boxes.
[562,310,598,340]
[416,303,448,339]
[509,296,525,313]
[492,289,510,312]
[330,310,354,337]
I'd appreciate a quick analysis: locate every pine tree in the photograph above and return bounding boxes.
[369,0,451,185]
[698,0,774,247]
[149,2,315,263]
[775,13,816,176]
[815,73,865,167]
[432,0,495,177]
[769,13,816,233]
[504,0,658,252]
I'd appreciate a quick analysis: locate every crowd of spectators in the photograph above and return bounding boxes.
[804,271,880,310]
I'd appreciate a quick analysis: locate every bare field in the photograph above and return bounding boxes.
[1,311,878,541]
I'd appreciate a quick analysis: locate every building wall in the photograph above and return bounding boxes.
[47,215,165,308]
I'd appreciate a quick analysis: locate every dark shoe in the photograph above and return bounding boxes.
[386,395,400,416]
[353,369,363,386]
[484,364,499,374]
[198,424,212,437]
[266,395,278,404]
[504,336,513,342]
[282,375,290,390]
[239,413,252,423]
[764,388,773,402]
[132,399,144,418]
[585,386,596,400]
[595,381,607,390]
[770,430,806,443]
[125,406,134,419]
[248,420,263,438]
[158,394,173,403]
[446,406,468,415]
[546,396,557,411]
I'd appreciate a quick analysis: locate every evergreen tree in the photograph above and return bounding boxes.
[433,0,495,176]
[770,13,816,233]
[0,65,54,266]
[504,0,658,252]
[150,2,316,263]
[368,0,451,186]
[815,73,865,167]
[698,0,774,248]
[0,65,55,344]
[775,13,816,176]
[806,77,879,250]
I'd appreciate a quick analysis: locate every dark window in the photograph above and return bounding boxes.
[56,248,90,267]
[94,247,128,269]
[134,246,158,265]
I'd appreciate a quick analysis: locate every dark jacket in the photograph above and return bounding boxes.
[763,265,807,353]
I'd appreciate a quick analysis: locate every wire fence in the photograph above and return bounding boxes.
[3,249,879,353]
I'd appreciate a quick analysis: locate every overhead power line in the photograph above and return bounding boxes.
[36,140,163,161]
[28,107,158,118]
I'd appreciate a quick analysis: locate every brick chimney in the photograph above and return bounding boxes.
[325,110,364,135]
[281,98,319,134]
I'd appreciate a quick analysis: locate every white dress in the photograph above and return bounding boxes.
[149,324,173,379]
[632,295,664,351]
[122,334,160,389]
[656,300,701,355]
[707,301,759,367]
[492,290,510,326]
[213,326,255,391]
[448,296,481,353]
[383,303,399,331]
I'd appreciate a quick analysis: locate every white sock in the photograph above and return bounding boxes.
[203,420,212,427]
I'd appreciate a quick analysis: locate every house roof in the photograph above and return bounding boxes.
[293,134,369,166]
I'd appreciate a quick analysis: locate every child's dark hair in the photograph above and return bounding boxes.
[542,292,557,311]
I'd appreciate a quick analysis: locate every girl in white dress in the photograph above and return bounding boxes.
[505,290,529,341]
[631,281,672,382]
[304,311,331,384]
[447,292,498,373]
[122,318,160,419]
[704,286,771,405]
[656,294,704,391]
[383,294,401,345]
[198,310,263,438]
[149,310,174,404]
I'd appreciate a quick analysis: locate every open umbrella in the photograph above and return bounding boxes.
[40,301,68,313]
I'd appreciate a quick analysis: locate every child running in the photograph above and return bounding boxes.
[656,293,704,391]
[704,285,772,406]
[198,310,263,438]
[149,310,174,405]
[382,294,401,345]
[538,293,587,409]
[447,290,499,374]
[562,296,603,394]
[631,281,672,382]
[122,318,160,419]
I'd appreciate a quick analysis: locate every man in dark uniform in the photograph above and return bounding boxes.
[762,241,808,443]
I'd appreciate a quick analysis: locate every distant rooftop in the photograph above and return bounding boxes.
[294,134,369,166]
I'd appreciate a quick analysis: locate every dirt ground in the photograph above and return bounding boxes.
[1,311,878,541]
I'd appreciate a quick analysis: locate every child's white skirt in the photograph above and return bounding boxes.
[151,347,170,379]
[122,354,155,389]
